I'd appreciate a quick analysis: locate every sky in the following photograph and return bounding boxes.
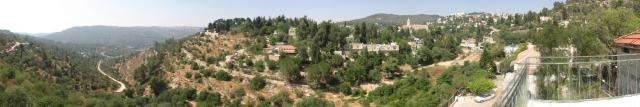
[0,0,562,33]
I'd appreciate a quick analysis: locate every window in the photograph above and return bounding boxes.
[623,47,630,53]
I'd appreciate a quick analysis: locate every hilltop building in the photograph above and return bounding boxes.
[399,18,429,31]
[288,27,298,39]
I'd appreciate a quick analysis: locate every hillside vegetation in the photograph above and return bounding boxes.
[43,26,202,49]
[345,13,442,26]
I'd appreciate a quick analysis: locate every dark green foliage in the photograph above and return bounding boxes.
[197,91,222,106]
[190,61,200,70]
[295,97,334,107]
[266,59,277,71]
[185,72,193,79]
[215,71,232,81]
[150,78,169,96]
[376,58,401,79]
[0,88,28,107]
[124,89,135,98]
[278,56,302,82]
[304,62,333,89]
[368,77,437,106]
[254,60,265,72]
[338,83,352,95]
[148,88,198,106]
[342,62,368,85]
[200,69,215,77]
[249,75,267,90]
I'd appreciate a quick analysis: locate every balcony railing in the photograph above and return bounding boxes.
[494,54,640,107]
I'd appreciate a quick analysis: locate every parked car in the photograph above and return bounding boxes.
[474,90,496,103]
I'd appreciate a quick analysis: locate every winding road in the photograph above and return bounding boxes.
[97,60,127,92]
[3,42,29,53]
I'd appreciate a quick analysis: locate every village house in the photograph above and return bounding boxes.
[264,42,297,54]
[613,31,640,95]
[350,42,399,53]
[460,38,481,52]
[288,27,297,39]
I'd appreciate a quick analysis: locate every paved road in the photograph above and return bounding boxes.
[97,60,126,92]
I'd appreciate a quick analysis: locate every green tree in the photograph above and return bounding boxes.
[249,75,267,90]
[342,62,368,85]
[466,78,496,94]
[150,78,169,96]
[295,97,334,107]
[278,57,302,82]
[376,58,401,79]
[304,62,332,89]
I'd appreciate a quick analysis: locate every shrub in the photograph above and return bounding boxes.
[201,69,215,77]
[269,91,291,106]
[254,60,265,72]
[466,78,496,94]
[231,88,245,98]
[338,83,351,95]
[150,78,169,96]
[249,75,267,90]
[185,72,193,79]
[266,60,277,70]
[191,62,200,70]
[215,71,232,81]
[295,97,334,107]
[197,91,221,106]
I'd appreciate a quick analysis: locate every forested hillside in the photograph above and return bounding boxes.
[43,26,202,49]
[1,0,640,106]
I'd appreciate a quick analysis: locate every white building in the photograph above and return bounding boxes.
[350,42,400,52]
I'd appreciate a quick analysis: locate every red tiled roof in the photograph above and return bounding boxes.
[614,32,640,46]
[278,45,296,50]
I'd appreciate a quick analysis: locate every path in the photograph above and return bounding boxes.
[452,43,539,107]
[3,42,29,53]
[511,43,540,74]
[98,60,127,92]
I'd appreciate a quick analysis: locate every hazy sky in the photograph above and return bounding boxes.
[0,0,561,33]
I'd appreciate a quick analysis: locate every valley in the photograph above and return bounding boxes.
[1,0,640,107]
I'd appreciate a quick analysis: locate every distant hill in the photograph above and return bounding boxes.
[345,13,442,26]
[43,26,203,49]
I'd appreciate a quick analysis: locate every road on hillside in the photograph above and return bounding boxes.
[452,43,539,107]
[3,42,29,53]
[98,60,127,92]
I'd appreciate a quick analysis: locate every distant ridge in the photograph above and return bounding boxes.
[345,13,442,26]
[43,26,203,49]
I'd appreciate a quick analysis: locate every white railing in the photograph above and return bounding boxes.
[495,53,640,107]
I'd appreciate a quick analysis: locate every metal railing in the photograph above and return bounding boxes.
[494,53,640,107]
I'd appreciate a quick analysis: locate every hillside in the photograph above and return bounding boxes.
[43,26,202,49]
[0,30,132,106]
[345,13,442,26]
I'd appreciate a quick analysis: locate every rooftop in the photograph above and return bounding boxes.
[614,31,640,48]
